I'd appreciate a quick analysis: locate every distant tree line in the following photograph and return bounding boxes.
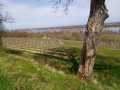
[4,30,119,41]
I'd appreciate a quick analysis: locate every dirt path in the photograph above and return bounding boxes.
[7,47,45,54]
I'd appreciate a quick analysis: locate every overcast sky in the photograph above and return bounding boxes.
[2,0,120,29]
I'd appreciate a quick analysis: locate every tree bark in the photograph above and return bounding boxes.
[0,20,3,48]
[77,0,109,80]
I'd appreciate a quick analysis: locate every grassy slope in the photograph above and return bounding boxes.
[0,51,95,90]
[0,41,120,90]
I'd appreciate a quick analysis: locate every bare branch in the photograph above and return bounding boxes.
[50,0,73,13]
[0,1,14,48]
[0,2,13,30]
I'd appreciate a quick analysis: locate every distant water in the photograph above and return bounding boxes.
[103,27,120,31]
[26,27,120,33]
[11,26,120,33]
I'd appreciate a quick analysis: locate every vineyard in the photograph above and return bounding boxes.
[4,29,120,50]
[100,34,120,49]
[3,38,65,52]
[3,32,120,53]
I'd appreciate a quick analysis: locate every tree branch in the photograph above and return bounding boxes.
[51,0,73,13]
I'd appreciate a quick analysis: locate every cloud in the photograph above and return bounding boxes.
[4,0,120,30]
[5,0,89,29]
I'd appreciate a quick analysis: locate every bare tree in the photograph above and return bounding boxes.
[52,0,109,80]
[0,3,4,48]
[0,2,12,49]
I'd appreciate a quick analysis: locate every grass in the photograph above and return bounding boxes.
[100,33,120,49]
[0,50,94,90]
[0,39,120,90]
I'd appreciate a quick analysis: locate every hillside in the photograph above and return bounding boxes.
[0,41,120,90]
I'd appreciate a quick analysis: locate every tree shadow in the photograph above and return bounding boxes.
[4,47,120,85]
[33,47,120,76]
[5,49,23,56]
[94,55,120,85]
[33,47,81,74]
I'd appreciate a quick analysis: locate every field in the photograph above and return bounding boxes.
[0,37,120,90]
[100,33,120,49]
[3,38,65,52]
[5,30,120,49]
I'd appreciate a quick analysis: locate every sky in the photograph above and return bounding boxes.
[2,0,120,30]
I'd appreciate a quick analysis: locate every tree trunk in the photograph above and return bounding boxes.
[0,21,3,48]
[77,0,109,80]
[0,19,4,48]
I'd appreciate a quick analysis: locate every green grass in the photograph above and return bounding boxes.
[0,40,120,90]
[0,51,94,90]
